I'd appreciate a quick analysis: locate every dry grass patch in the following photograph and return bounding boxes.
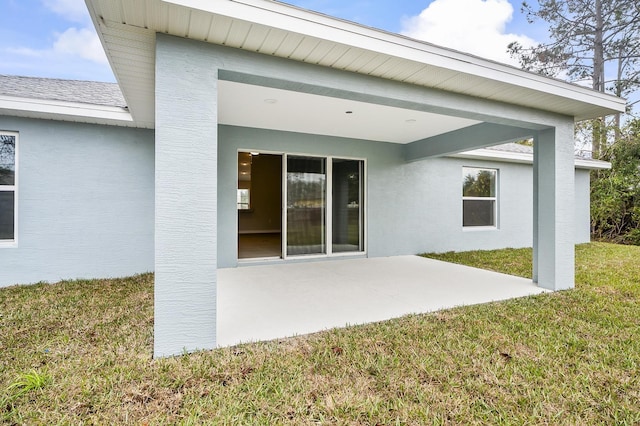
[1,243,639,424]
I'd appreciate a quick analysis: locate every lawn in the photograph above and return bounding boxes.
[1,242,639,424]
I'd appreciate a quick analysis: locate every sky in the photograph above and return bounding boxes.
[0,0,548,83]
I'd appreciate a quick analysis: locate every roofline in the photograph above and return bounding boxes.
[452,148,611,170]
[0,95,143,128]
[166,0,626,117]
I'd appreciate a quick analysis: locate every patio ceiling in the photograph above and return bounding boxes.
[86,0,626,132]
[219,80,480,143]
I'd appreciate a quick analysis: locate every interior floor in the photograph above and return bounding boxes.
[238,233,281,259]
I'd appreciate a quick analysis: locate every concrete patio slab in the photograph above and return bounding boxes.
[217,255,547,347]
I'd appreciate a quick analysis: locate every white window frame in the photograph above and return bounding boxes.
[462,166,498,230]
[0,130,18,247]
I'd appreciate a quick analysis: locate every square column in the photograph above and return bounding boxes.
[154,35,219,357]
[533,124,575,291]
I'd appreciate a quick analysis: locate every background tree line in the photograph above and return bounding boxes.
[509,0,640,244]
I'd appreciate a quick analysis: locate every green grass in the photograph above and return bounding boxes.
[1,242,639,424]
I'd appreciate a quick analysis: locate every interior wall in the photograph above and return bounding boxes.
[238,154,282,233]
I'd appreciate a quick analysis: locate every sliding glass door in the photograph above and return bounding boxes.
[285,155,364,257]
[286,156,327,255]
[332,159,364,253]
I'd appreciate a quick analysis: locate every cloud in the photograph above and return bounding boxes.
[42,0,91,23]
[7,27,107,65]
[2,1,110,79]
[401,0,536,66]
[54,27,108,64]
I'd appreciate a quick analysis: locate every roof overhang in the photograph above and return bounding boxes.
[0,94,135,127]
[453,148,612,170]
[85,0,626,132]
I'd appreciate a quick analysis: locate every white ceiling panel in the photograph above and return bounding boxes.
[319,45,352,67]
[241,25,271,51]
[165,6,191,36]
[225,20,254,47]
[302,40,338,63]
[206,16,233,43]
[274,33,306,57]
[186,11,213,40]
[288,38,322,61]
[258,29,289,53]
[218,80,480,143]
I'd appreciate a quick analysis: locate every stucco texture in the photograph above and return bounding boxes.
[0,116,154,287]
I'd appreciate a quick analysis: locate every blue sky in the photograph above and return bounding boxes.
[0,0,547,82]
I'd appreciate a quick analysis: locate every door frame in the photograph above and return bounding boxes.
[282,152,367,260]
[237,149,367,262]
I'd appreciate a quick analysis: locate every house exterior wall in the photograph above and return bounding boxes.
[575,169,592,243]
[0,116,593,290]
[219,125,591,268]
[0,116,154,288]
[154,35,220,357]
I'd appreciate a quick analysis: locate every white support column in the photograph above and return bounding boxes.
[154,36,219,357]
[533,124,575,291]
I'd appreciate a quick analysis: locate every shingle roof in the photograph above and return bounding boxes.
[485,142,534,154]
[0,75,126,109]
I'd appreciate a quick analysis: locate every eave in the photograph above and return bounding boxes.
[85,0,626,130]
[0,94,141,128]
[453,148,612,170]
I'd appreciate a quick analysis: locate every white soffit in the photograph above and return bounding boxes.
[218,81,480,143]
[86,0,626,129]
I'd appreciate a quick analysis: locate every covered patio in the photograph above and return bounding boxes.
[82,0,624,357]
[217,256,547,347]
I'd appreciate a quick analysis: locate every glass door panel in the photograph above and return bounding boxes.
[286,156,326,255]
[332,159,364,253]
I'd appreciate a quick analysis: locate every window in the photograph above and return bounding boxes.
[462,167,497,228]
[237,188,250,210]
[237,152,252,210]
[0,131,17,244]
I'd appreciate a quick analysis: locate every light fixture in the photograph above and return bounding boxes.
[250,152,260,156]
[345,111,353,114]
[406,119,417,123]
[264,99,277,104]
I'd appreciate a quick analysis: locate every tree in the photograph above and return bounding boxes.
[463,170,495,197]
[508,0,640,157]
[591,118,640,244]
[0,134,15,186]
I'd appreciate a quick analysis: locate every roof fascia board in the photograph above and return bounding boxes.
[452,149,611,170]
[163,0,625,114]
[0,95,135,126]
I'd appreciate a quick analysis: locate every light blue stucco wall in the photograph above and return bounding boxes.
[575,169,592,243]
[219,125,591,267]
[160,33,577,295]
[0,116,154,287]
[0,116,591,290]
[154,34,220,357]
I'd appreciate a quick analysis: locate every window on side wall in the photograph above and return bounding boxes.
[462,167,497,228]
[0,131,17,245]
